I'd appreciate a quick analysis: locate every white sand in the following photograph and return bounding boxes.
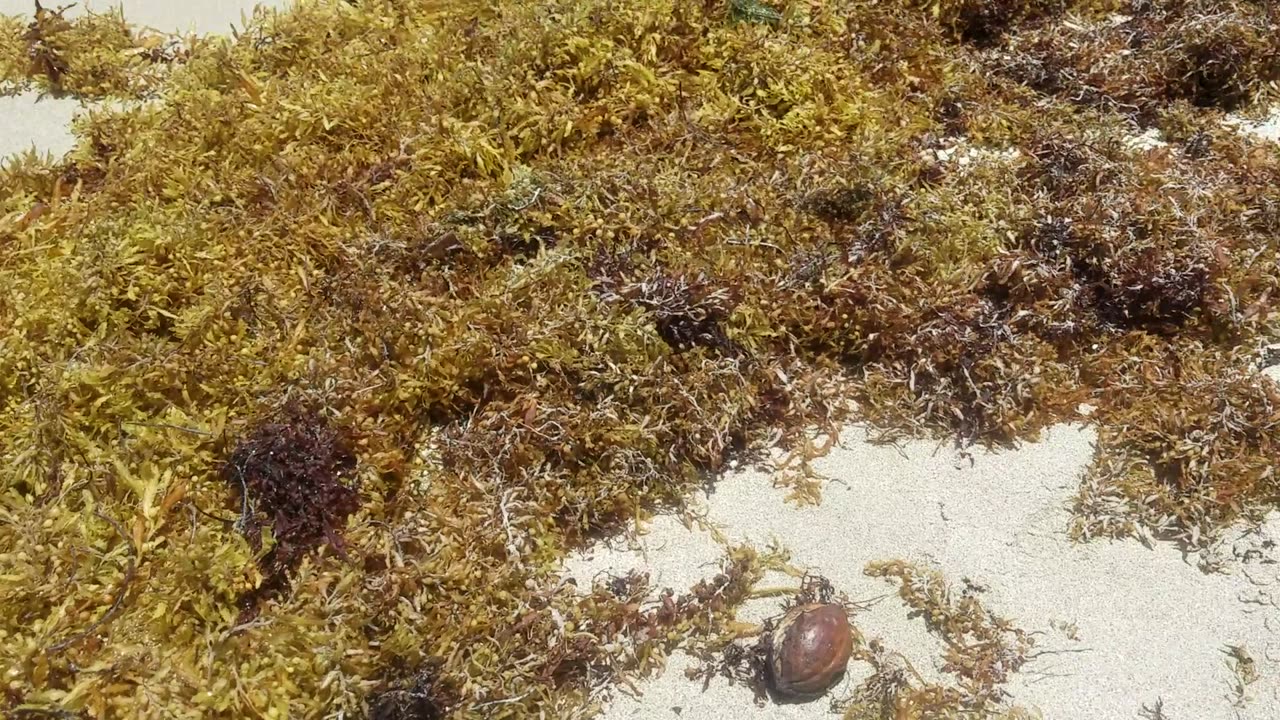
[1226,106,1280,143]
[0,0,292,35]
[566,423,1280,719]
[0,90,80,159]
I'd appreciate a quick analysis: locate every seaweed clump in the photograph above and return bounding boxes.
[2,1,200,98]
[20,2,70,88]
[861,561,1033,712]
[224,405,360,612]
[368,664,454,720]
[0,0,1279,717]
[922,0,1063,46]
[697,570,1037,718]
[997,0,1280,119]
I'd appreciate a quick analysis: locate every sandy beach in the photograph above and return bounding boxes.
[561,121,1280,719]
[0,89,79,159]
[0,0,291,35]
[4,2,1280,718]
[567,421,1280,719]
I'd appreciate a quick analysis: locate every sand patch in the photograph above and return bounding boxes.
[0,91,81,159]
[0,0,293,35]
[1227,105,1280,143]
[568,424,1280,719]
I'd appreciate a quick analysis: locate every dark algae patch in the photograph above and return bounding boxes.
[1,0,1279,717]
[224,405,360,616]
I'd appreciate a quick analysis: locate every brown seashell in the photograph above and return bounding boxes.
[768,602,854,699]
